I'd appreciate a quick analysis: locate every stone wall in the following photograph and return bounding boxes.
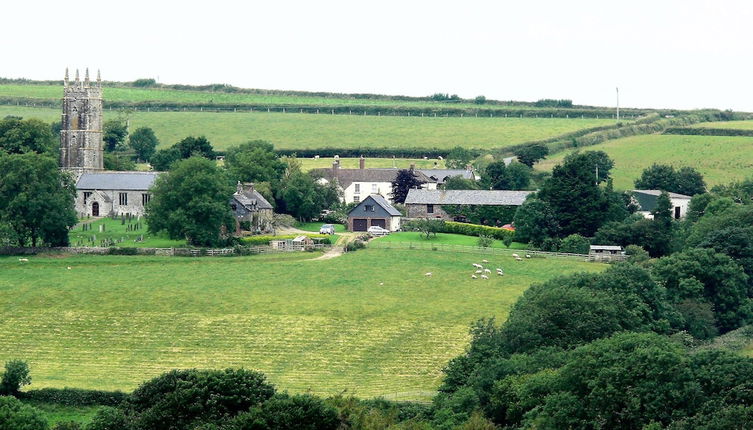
[405,203,451,220]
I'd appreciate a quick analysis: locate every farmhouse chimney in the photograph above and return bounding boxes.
[236,181,243,194]
[246,182,255,195]
[332,161,339,178]
[359,156,365,169]
[409,162,416,171]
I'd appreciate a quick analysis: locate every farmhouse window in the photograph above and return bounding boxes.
[365,205,374,212]
[427,204,434,214]
[354,184,360,193]
[83,191,92,203]
[119,193,128,206]
[353,196,360,203]
[371,184,377,193]
[142,193,151,206]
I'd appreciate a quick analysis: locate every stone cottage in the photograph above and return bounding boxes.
[230,182,274,233]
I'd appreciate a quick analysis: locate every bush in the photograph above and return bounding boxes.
[20,388,128,407]
[559,234,590,254]
[442,222,514,241]
[0,360,30,396]
[0,396,48,430]
[108,247,139,255]
[625,244,650,264]
[477,235,494,248]
[345,240,366,252]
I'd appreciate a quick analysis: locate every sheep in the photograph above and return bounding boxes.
[438,155,444,160]
[472,263,483,269]
[512,253,520,258]
[66,266,72,270]
[475,269,483,274]
[481,274,489,279]
[526,254,531,258]
[496,267,503,272]
[484,269,491,273]
[497,271,504,276]
[18,258,29,262]
[425,272,433,277]
[471,274,478,279]
[379,282,384,286]
[515,257,523,261]
[482,259,489,263]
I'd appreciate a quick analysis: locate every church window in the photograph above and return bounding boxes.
[119,193,128,206]
[83,192,92,203]
[142,193,150,206]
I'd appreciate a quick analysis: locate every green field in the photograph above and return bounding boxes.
[0,105,615,152]
[537,134,753,189]
[692,120,753,129]
[69,218,186,248]
[23,401,101,426]
[299,157,445,171]
[376,232,528,250]
[0,83,570,111]
[0,250,601,399]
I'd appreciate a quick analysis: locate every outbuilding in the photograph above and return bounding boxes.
[347,194,402,232]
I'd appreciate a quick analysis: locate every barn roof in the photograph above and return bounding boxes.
[76,171,161,191]
[312,167,434,189]
[418,169,475,184]
[631,190,692,212]
[404,189,532,206]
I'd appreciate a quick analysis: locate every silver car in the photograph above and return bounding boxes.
[319,224,335,235]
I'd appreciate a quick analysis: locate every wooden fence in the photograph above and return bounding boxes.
[367,241,627,262]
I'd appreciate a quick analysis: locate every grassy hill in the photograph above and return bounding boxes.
[0,250,602,399]
[691,120,753,130]
[536,134,753,189]
[0,105,615,152]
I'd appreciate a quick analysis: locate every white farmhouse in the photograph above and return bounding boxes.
[631,190,692,219]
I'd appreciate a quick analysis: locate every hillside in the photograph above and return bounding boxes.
[536,134,753,189]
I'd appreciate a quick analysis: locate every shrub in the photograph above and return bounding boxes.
[20,388,128,407]
[0,360,30,396]
[559,234,590,254]
[345,240,366,252]
[477,235,494,248]
[0,396,47,430]
[441,222,514,241]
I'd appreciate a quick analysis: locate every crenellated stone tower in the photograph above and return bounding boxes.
[60,68,104,174]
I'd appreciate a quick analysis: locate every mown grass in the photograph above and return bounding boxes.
[0,84,559,111]
[295,222,346,233]
[0,250,602,399]
[537,134,753,189]
[68,217,186,248]
[22,401,101,426]
[692,120,753,130]
[0,105,615,152]
[376,232,528,249]
[299,157,445,171]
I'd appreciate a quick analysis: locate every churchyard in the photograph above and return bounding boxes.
[0,248,602,401]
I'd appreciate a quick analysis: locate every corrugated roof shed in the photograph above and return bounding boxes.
[404,189,532,206]
[77,172,160,190]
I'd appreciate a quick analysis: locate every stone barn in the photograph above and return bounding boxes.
[347,195,402,232]
[230,182,274,233]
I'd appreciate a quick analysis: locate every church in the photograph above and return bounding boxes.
[60,68,159,217]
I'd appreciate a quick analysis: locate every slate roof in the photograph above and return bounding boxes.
[348,194,402,217]
[590,245,623,251]
[233,189,273,210]
[312,167,434,189]
[404,189,532,206]
[632,190,692,200]
[418,169,475,184]
[77,171,160,190]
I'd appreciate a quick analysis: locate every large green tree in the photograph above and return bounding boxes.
[102,120,128,152]
[391,169,425,204]
[128,127,159,163]
[0,117,56,156]
[0,153,77,247]
[445,146,476,170]
[146,157,234,246]
[225,140,286,184]
[512,143,549,167]
[512,198,559,246]
[635,164,706,196]
[0,396,48,430]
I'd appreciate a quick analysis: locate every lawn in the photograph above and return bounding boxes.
[376,232,528,250]
[0,105,615,152]
[0,249,602,399]
[295,222,346,233]
[299,157,445,171]
[537,134,753,189]
[691,120,753,130]
[69,217,186,248]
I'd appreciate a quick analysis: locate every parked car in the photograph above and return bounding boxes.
[367,226,390,236]
[319,224,336,235]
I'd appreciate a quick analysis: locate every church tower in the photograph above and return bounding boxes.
[60,68,104,173]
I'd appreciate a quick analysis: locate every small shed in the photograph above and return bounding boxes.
[589,245,623,255]
[347,194,402,232]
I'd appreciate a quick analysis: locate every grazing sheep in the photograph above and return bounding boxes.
[425,272,433,277]
[481,274,489,279]
[526,254,531,258]
[484,269,491,273]
[497,271,504,276]
[515,257,523,261]
[472,263,483,269]
[18,258,29,262]
[471,274,478,279]
[496,268,503,272]
[482,259,489,263]
[475,269,483,274]
[512,253,520,258]
[379,282,384,286]
[66,266,72,270]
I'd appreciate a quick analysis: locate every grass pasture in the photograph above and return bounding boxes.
[537,134,753,189]
[691,120,753,130]
[0,105,615,152]
[23,401,102,426]
[376,232,528,250]
[0,249,601,399]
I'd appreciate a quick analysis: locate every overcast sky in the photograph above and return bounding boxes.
[4,0,752,111]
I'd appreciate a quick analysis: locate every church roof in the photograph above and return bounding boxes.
[77,171,161,191]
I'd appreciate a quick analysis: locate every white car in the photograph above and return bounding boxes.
[319,224,336,235]
[367,226,390,236]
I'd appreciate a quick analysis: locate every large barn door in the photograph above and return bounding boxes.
[92,201,99,216]
[353,219,368,231]
[371,219,386,229]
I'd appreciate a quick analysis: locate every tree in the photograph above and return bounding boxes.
[0,360,30,396]
[230,394,340,430]
[413,218,445,240]
[275,160,340,221]
[103,153,136,171]
[674,166,706,196]
[126,368,276,430]
[85,407,129,430]
[146,157,234,247]
[512,143,549,167]
[225,141,286,184]
[150,147,180,171]
[174,136,214,159]
[0,396,48,430]
[102,120,128,152]
[0,117,57,156]
[446,147,475,170]
[559,234,590,254]
[504,162,531,190]
[635,164,706,196]
[512,199,559,246]
[0,153,77,247]
[443,176,479,190]
[474,96,487,105]
[391,169,424,204]
[128,127,159,163]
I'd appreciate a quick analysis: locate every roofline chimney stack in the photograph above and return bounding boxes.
[359,155,365,169]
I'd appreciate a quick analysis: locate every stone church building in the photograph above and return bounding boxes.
[61,68,159,217]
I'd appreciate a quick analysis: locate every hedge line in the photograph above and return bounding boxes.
[442,221,514,241]
[20,388,128,406]
[240,234,332,246]
[274,147,478,159]
[663,127,753,137]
